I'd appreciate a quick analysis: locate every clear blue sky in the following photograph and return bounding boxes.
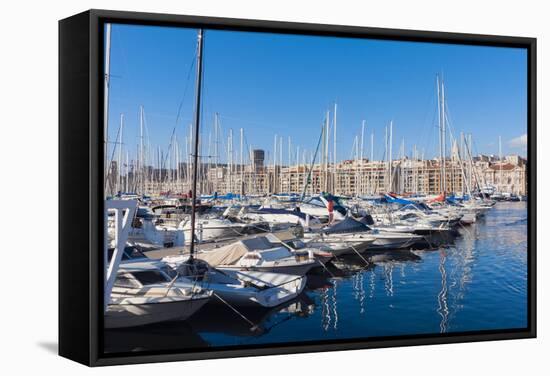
[106,23,527,166]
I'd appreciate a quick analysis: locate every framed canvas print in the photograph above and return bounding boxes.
[59,9,536,366]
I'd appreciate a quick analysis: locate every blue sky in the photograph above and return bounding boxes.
[106,23,527,166]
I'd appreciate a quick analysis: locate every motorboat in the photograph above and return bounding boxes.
[237,206,321,228]
[162,255,307,308]
[196,236,319,276]
[305,216,422,253]
[105,261,211,329]
[295,195,347,222]
[179,217,251,244]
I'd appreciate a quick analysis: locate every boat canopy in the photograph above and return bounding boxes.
[198,242,250,266]
[384,194,415,206]
[198,235,283,266]
[323,217,371,235]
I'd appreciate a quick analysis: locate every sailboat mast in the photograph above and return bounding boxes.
[385,125,388,192]
[240,128,244,196]
[441,80,447,194]
[228,129,233,193]
[139,105,144,194]
[325,110,330,192]
[279,136,283,193]
[333,103,337,194]
[188,28,205,260]
[437,76,443,193]
[273,135,277,193]
[389,121,393,192]
[103,23,112,193]
[499,135,502,193]
[360,120,365,196]
[118,114,124,193]
[288,136,291,193]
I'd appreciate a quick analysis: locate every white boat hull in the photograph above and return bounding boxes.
[105,295,210,329]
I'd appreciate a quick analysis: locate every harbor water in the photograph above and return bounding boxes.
[104,201,528,353]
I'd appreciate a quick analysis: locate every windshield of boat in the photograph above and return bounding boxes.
[306,197,325,207]
[416,202,432,212]
[160,265,178,279]
[114,273,140,288]
[131,270,171,285]
[257,247,293,261]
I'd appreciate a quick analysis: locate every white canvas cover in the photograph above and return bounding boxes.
[197,242,249,266]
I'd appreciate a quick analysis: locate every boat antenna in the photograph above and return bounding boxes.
[189,28,205,261]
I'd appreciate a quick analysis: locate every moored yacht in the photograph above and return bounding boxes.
[106,262,212,329]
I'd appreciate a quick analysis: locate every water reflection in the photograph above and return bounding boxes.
[384,263,394,297]
[352,272,366,314]
[437,250,449,333]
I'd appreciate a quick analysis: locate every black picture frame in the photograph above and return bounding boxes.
[59,9,537,366]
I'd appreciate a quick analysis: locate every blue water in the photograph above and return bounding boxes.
[104,202,528,353]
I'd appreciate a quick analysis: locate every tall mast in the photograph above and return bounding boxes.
[360,120,365,196]
[371,131,374,194]
[384,126,390,191]
[228,129,233,193]
[273,135,277,193]
[399,137,405,193]
[214,113,219,193]
[279,136,283,193]
[103,23,112,193]
[437,76,443,193]
[157,145,161,191]
[188,124,192,190]
[188,28,205,260]
[288,136,291,193]
[118,113,124,193]
[354,135,359,196]
[389,121,393,192]
[413,144,417,193]
[325,110,330,192]
[206,131,211,194]
[441,80,447,193]
[499,135,502,193]
[296,145,300,194]
[174,134,180,192]
[240,128,244,196]
[139,105,144,194]
[125,150,129,193]
[370,131,374,162]
[333,103,337,194]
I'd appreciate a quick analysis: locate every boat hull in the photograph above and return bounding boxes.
[105,295,210,329]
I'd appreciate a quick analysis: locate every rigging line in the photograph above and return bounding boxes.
[160,49,198,170]
[105,119,123,192]
[417,80,438,158]
[112,25,130,82]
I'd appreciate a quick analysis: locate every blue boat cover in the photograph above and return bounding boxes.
[384,194,415,206]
